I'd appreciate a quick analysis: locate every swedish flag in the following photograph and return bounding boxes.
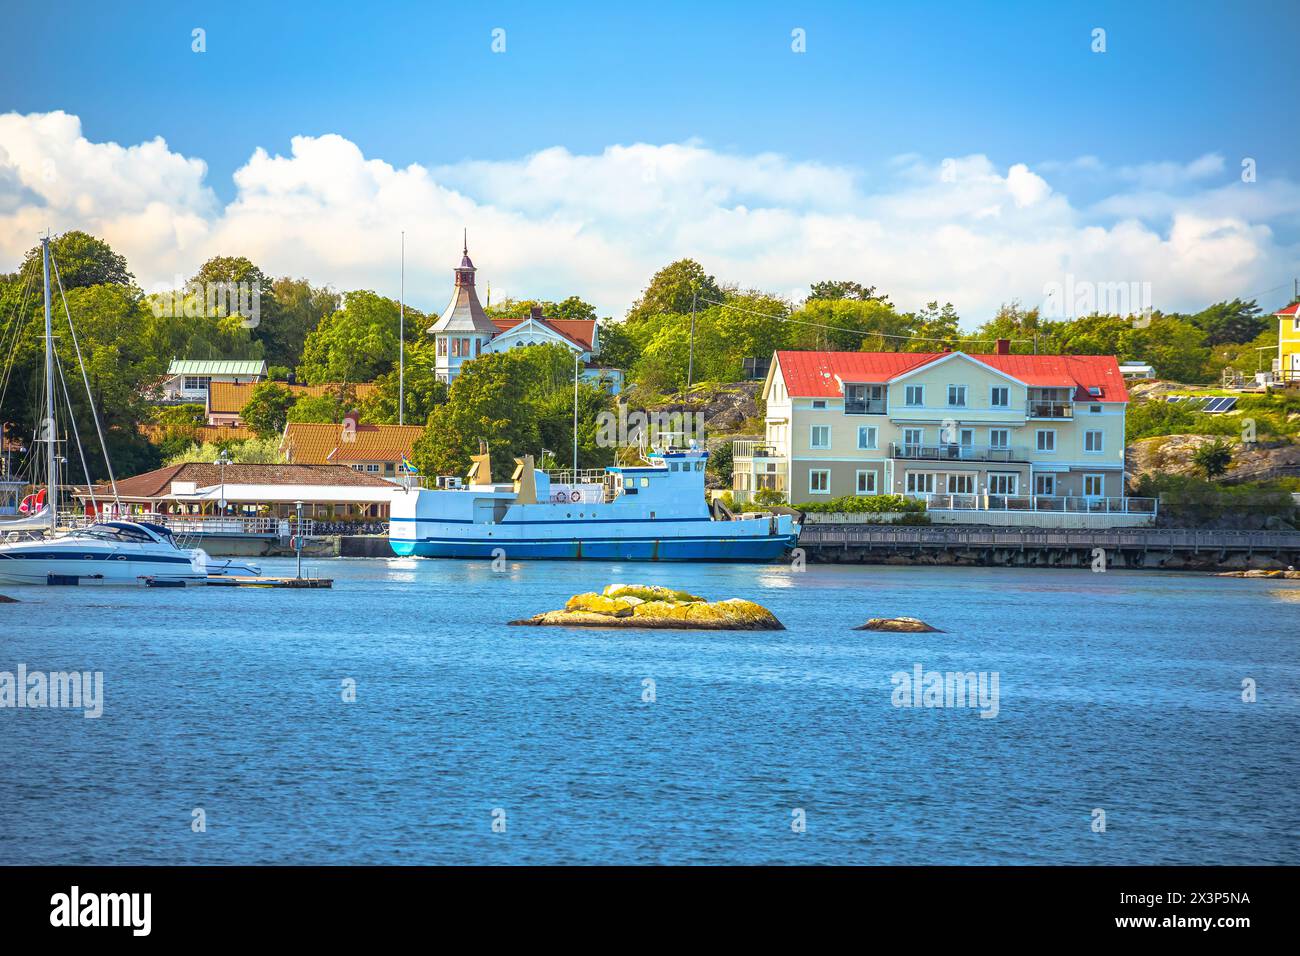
[400,456,418,474]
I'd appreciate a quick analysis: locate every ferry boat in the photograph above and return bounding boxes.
[389,443,799,561]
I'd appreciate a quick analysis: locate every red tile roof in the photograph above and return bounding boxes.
[774,351,1129,402]
[491,317,595,351]
[1275,303,1300,317]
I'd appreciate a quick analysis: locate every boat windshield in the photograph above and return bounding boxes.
[69,523,161,544]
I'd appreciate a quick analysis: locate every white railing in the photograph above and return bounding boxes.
[914,494,1158,516]
[59,513,318,536]
[732,439,782,459]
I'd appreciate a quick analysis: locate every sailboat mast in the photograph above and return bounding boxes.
[399,230,405,426]
[41,235,57,527]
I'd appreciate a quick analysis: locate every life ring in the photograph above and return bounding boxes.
[570,489,582,502]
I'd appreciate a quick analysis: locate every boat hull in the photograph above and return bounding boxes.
[390,532,798,562]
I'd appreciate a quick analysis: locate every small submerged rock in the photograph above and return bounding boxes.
[854,616,942,633]
[511,583,784,630]
[0,594,17,604]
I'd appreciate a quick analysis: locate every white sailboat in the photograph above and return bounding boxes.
[0,235,210,585]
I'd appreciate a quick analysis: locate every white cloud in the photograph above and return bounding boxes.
[1,109,1297,326]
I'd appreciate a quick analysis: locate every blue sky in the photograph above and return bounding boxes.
[1,0,1298,320]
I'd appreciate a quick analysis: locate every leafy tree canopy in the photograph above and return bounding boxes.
[625,259,722,325]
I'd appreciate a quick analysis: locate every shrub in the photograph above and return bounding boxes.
[793,494,926,515]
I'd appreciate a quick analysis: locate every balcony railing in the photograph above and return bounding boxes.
[890,443,1027,463]
[844,398,887,415]
[912,493,1157,515]
[1027,400,1073,419]
[732,439,783,460]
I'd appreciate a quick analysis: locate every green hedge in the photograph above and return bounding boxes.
[793,494,927,515]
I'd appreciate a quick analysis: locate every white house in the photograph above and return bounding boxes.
[426,240,622,392]
[158,359,267,402]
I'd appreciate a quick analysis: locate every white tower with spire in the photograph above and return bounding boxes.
[427,232,499,383]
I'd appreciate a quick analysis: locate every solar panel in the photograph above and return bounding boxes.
[1206,397,1229,412]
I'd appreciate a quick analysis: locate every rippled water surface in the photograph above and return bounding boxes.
[2,558,1297,864]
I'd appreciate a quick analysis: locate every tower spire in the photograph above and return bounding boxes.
[463,228,467,257]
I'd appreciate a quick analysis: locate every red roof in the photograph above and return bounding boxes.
[491,317,595,351]
[774,351,1129,402]
[1275,303,1300,317]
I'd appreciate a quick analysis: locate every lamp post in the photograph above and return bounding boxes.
[215,448,231,519]
[295,499,303,579]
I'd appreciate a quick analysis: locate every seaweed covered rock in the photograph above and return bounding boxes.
[511,585,783,630]
[854,617,942,633]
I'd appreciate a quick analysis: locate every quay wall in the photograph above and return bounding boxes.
[798,525,1300,571]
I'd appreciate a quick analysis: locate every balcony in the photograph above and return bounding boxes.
[890,442,1028,463]
[844,398,887,415]
[1027,400,1073,419]
[732,439,783,460]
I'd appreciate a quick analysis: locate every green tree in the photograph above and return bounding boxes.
[20,230,134,291]
[808,279,887,302]
[360,338,447,424]
[595,319,640,369]
[270,277,341,369]
[165,437,286,465]
[411,351,542,481]
[297,290,400,384]
[625,259,722,325]
[1191,299,1265,346]
[288,392,347,423]
[1192,438,1233,479]
[240,382,298,438]
[1120,315,1210,382]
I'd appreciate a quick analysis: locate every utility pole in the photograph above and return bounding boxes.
[399,231,405,426]
[686,288,697,391]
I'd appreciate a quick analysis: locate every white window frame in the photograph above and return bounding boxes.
[987,472,1018,495]
[1036,429,1056,452]
[855,470,877,495]
[810,424,831,450]
[812,399,827,409]
[990,386,1009,408]
[948,473,975,494]
[1034,473,1056,496]
[988,428,1010,449]
[1083,473,1106,497]
[808,469,831,495]
[857,425,878,450]
[904,385,924,407]
[902,428,924,452]
[905,472,936,494]
[947,384,967,407]
[1085,429,1104,452]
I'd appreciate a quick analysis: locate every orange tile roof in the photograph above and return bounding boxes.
[775,351,1130,402]
[208,381,379,416]
[280,422,424,465]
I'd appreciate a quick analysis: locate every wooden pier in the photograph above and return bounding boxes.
[139,575,333,588]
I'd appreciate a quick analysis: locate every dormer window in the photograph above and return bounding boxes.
[1087,386,1102,397]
